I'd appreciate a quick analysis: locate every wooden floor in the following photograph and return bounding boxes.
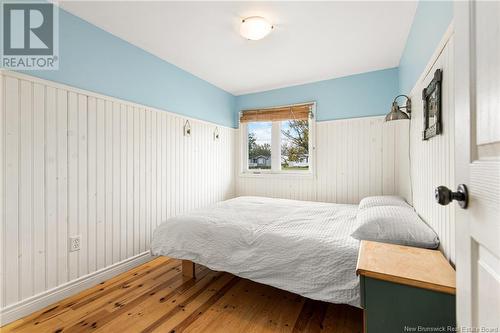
[2,257,363,333]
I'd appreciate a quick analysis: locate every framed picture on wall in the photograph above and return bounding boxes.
[422,69,442,140]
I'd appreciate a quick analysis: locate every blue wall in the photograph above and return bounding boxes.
[20,7,236,128]
[11,1,452,127]
[237,1,453,123]
[398,1,453,94]
[235,68,399,124]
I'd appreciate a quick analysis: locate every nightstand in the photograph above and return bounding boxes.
[356,240,456,333]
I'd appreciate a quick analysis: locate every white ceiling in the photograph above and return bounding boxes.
[59,1,417,95]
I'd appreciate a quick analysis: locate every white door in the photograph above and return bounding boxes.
[454,1,500,329]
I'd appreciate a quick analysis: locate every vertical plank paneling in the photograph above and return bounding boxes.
[104,100,113,267]
[328,122,337,202]
[33,83,46,294]
[359,120,370,200]
[126,105,134,258]
[95,99,105,271]
[236,117,407,205]
[67,92,78,281]
[408,38,455,261]
[133,108,140,255]
[77,94,88,276]
[4,76,20,305]
[139,109,146,252]
[150,111,157,230]
[382,123,395,195]
[112,102,121,263]
[0,74,4,308]
[157,113,163,225]
[0,71,235,318]
[174,115,179,214]
[161,113,167,221]
[145,110,152,247]
[87,97,97,273]
[19,80,33,300]
[44,87,57,290]
[56,89,68,285]
[338,122,347,202]
[120,105,128,259]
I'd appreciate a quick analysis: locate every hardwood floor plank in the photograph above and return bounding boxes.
[1,257,171,333]
[71,259,176,310]
[1,258,363,333]
[62,269,185,332]
[238,284,306,333]
[140,273,239,333]
[165,275,240,333]
[321,303,363,333]
[6,259,179,333]
[95,268,218,333]
[183,279,265,333]
[292,299,328,333]
[185,278,303,333]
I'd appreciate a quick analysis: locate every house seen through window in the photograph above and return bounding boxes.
[248,122,272,169]
[241,103,313,173]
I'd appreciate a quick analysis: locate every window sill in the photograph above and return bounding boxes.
[239,172,314,179]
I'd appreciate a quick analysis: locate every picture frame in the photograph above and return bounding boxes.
[422,69,442,140]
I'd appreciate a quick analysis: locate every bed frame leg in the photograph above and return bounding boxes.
[182,260,195,279]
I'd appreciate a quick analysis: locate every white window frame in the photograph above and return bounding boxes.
[240,102,316,177]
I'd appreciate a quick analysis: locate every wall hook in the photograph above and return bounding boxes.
[184,120,191,137]
[213,126,220,140]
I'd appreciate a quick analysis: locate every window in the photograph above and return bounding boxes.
[281,119,309,171]
[240,103,314,174]
[248,122,272,170]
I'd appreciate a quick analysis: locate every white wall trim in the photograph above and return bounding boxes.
[315,115,384,124]
[0,252,152,326]
[0,70,236,130]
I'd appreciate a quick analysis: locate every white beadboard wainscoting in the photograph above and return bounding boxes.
[408,28,456,263]
[0,71,236,324]
[236,116,410,204]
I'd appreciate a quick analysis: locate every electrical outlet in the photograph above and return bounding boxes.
[69,235,81,252]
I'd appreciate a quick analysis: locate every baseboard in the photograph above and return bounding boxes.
[0,251,153,326]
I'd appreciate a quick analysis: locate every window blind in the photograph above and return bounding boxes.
[240,103,313,123]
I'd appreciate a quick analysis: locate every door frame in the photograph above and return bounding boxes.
[454,0,475,327]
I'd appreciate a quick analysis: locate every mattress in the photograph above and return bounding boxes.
[150,196,361,307]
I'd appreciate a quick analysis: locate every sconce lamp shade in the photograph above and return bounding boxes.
[385,95,411,122]
[385,101,410,121]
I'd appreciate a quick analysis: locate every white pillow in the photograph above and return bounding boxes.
[358,195,410,210]
[351,206,439,249]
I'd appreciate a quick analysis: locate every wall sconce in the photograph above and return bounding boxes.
[385,95,411,121]
[213,126,220,141]
[184,120,191,137]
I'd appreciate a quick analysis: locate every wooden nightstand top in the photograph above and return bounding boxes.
[356,240,456,295]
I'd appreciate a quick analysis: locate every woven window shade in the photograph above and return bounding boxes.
[240,104,312,123]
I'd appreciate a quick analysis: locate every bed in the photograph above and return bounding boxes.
[150,196,361,307]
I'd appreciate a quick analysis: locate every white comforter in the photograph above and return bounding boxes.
[150,196,361,307]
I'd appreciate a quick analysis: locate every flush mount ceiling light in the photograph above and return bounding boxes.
[240,16,273,41]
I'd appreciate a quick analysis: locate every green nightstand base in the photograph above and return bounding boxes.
[361,276,456,333]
